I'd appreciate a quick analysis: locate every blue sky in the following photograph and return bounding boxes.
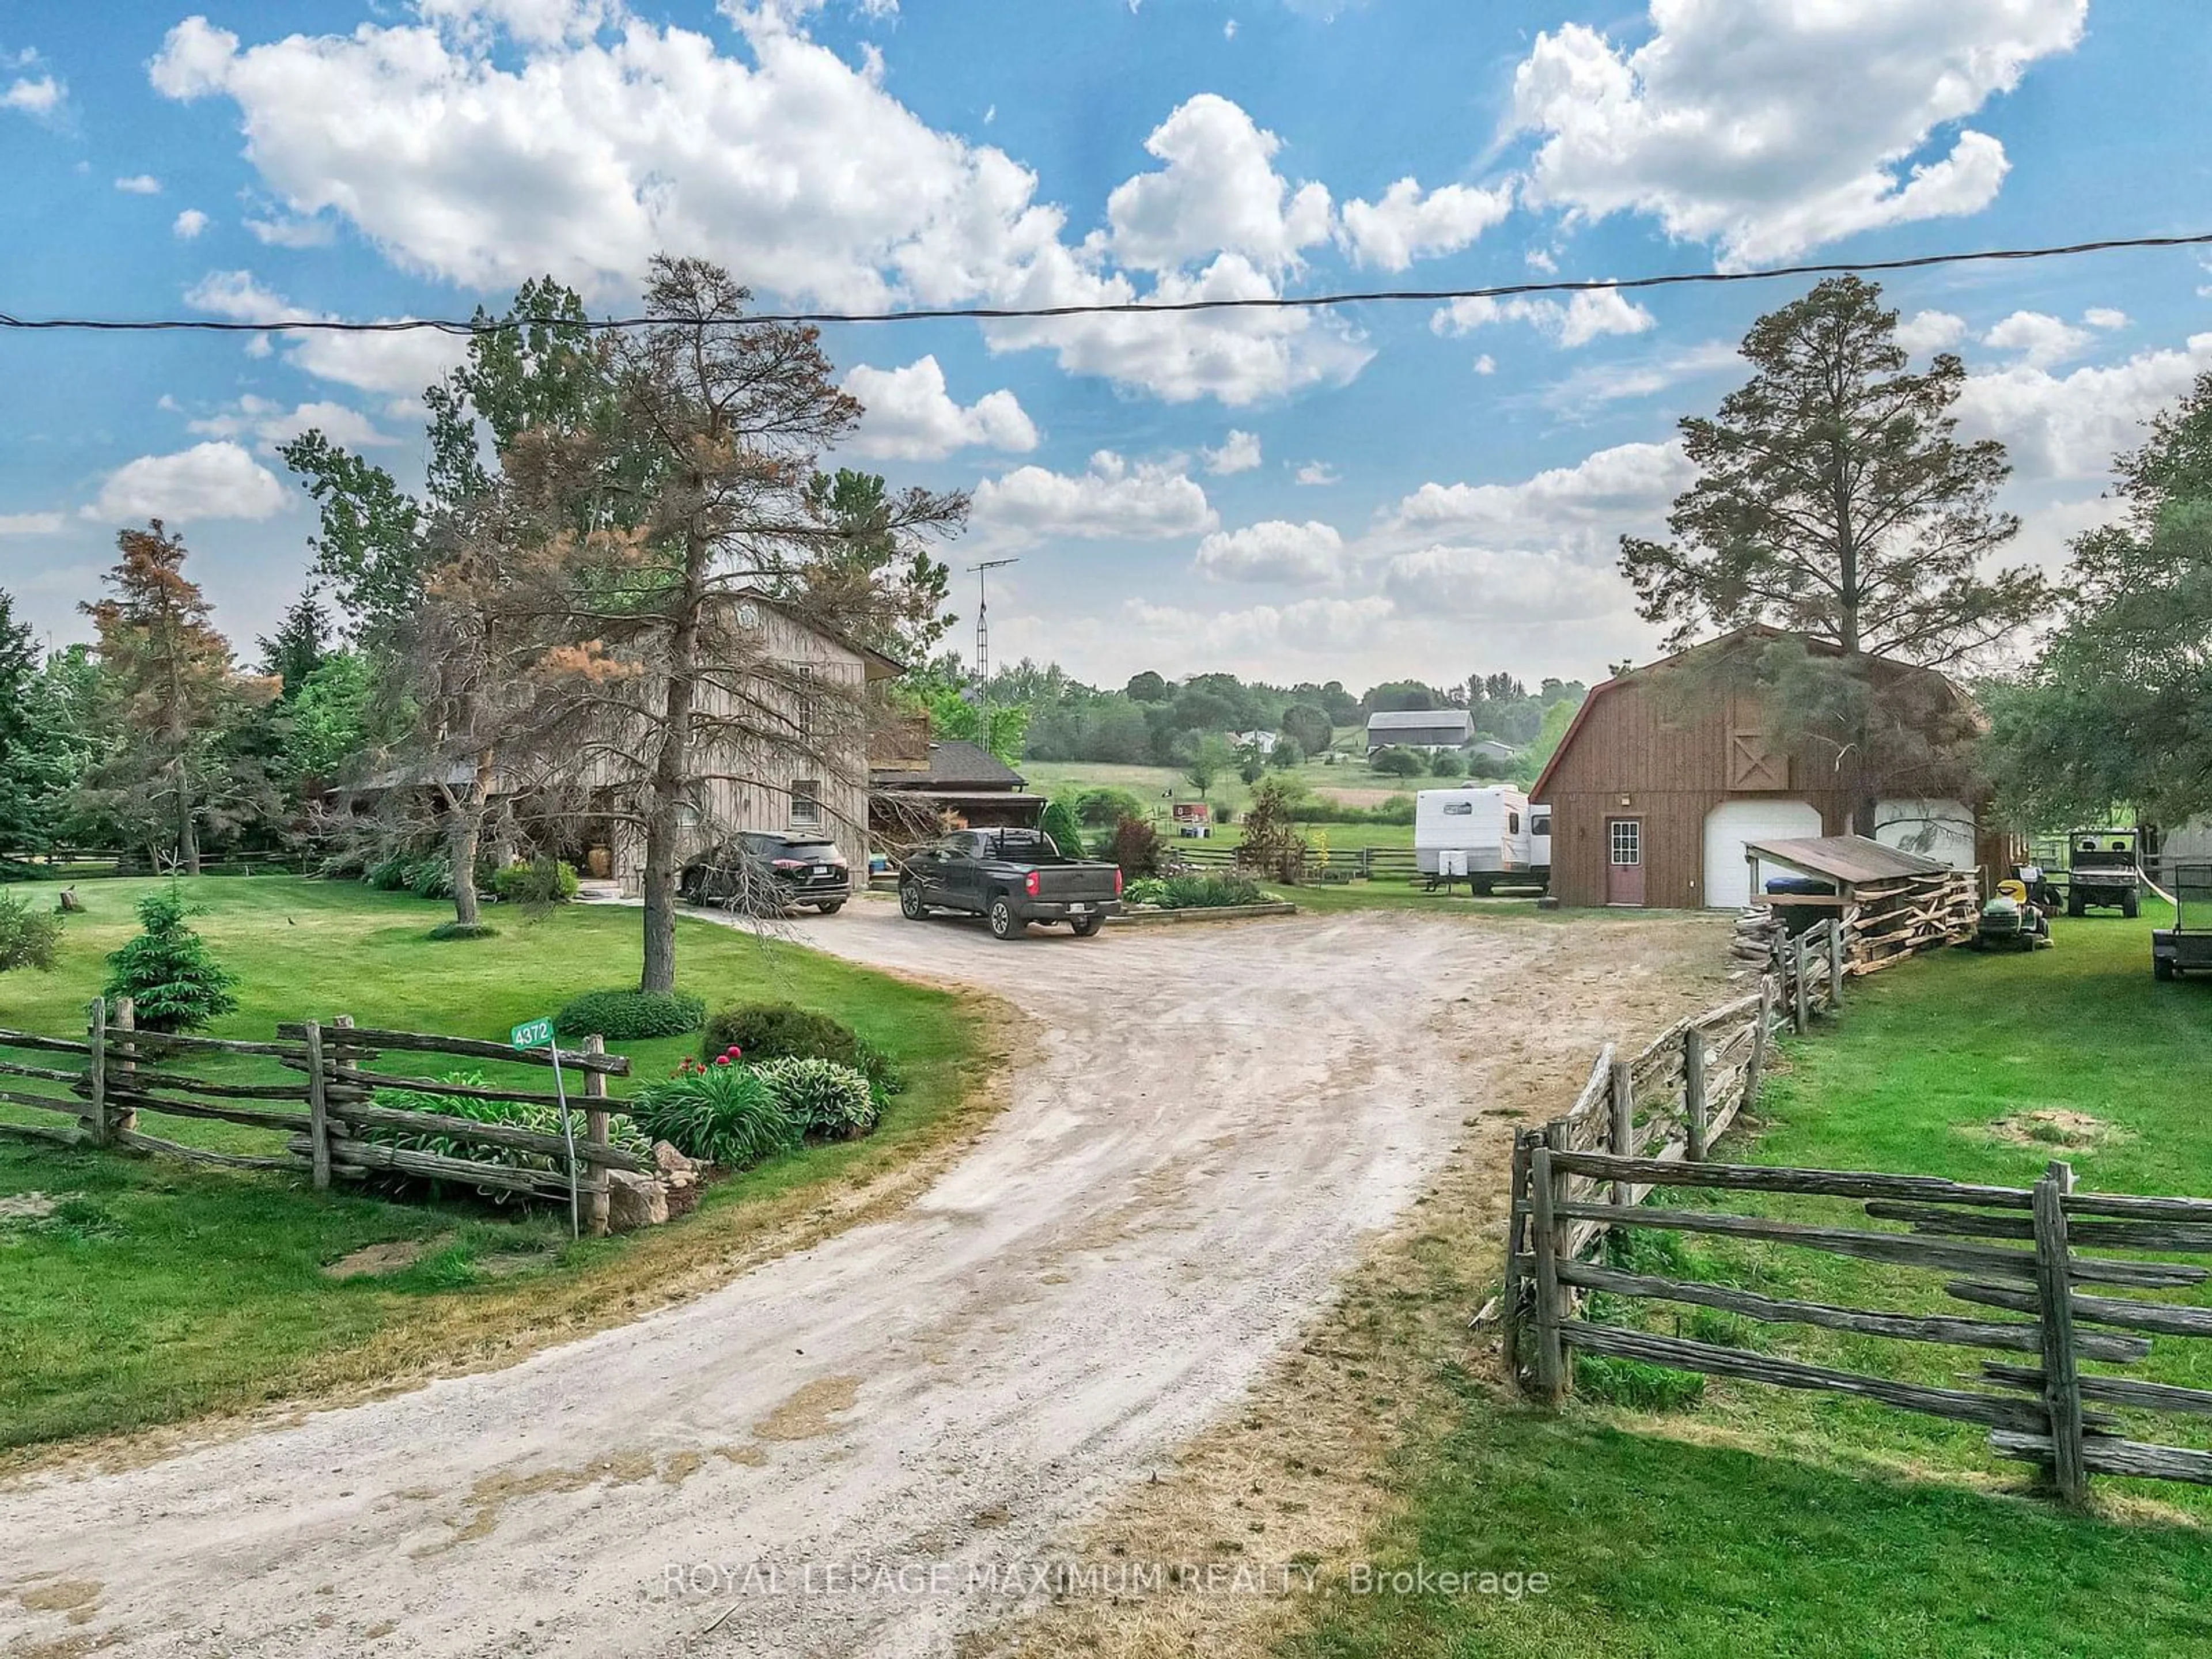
[3,0,2210,691]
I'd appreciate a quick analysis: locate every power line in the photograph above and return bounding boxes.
[1,232,2209,338]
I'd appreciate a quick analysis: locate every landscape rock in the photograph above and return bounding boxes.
[653,1142,702,1218]
[607,1169,669,1232]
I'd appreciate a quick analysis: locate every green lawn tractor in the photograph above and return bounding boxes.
[1973,878,2052,952]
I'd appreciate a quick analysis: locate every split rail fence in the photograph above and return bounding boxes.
[0,1001,641,1233]
[1500,893,2212,1500]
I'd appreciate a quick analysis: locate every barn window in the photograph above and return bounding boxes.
[790,779,823,827]
[1609,820,1641,866]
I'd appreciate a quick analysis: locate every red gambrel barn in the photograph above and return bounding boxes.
[1531,626,2011,910]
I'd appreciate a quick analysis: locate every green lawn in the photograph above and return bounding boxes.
[0,876,990,1455]
[1293,914,2212,1659]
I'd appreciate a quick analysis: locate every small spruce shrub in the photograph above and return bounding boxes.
[102,888,238,1033]
[1039,798,1089,861]
[554,987,705,1041]
[490,859,581,905]
[630,1058,799,1168]
[753,1055,880,1139]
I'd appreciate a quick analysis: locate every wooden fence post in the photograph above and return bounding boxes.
[1530,1138,1567,1405]
[1608,1058,1635,1206]
[1792,934,1810,1035]
[1501,1130,1532,1388]
[111,996,136,1143]
[1828,918,1848,1008]
[304,1020,331,1191]
[584,1033,611,1237]
[2032,1158,2088,1505]
[1684,1025,1709,1162]
[1745,976,1772,1108]
[84,996,107,1146]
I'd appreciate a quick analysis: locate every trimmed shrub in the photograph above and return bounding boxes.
[1039,798,1089,861]
[753,1055,879,1139]
[490,859,581,905]
[360,1069,652,1203]
[702,1001,902,1100]
[630,1059,798,1168]
[1429,751,1467,779]
[1071,785,1147,827]
[102,888,237,1033]
[554,987,705,1041]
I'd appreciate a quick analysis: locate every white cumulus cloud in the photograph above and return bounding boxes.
[1509,1,2086,263]
[185,270,469,396]
[1433,286,1654,349]
[172,209,210,240]
[1338,177,1513,271]
[1194,519,1343,585]
[1957,333,2212,482]
[115,174,162,195]
[1200,430,1263,475]
[1982,310,2094,369]
[840,357,1037,460]
[185,396,393,454]
[1896,309,1968,357]
[969,450,1216,551]
[87,442,289,525]
[0,512,66,536]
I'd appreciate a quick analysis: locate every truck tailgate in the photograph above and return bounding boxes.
[1031,865,1120,901]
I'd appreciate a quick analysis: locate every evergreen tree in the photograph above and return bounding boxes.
[257,593,333,699]
[103,888,238,1032]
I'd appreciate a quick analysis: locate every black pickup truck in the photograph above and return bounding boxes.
[897,828,1123,939]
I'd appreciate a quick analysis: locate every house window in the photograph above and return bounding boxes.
[790,779,823,828]
[1609,820,1641,866]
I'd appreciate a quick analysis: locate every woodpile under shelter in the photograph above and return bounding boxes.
[1530,626,2007,910]
[1736,835,1979,969]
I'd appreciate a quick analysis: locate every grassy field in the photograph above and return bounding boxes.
[1021,757,1423,820]
[0,876,993,1456]
[1293,914,2212,1659]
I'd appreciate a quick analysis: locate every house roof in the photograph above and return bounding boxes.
[1743,835,1953,887]
[1368,709,1471,735]
[1527,624,1976,802]
[870,739,1025,791]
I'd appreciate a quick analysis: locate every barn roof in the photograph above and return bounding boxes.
[1527,624,1976,803]
[1368,709,1471,734]
[1743,835,1953,887]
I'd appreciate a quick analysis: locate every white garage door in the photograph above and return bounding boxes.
[1704,799,1823,910]
[1876,800,1976,871]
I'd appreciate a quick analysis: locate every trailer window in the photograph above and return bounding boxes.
[1442,801,1473,816]
[1508,811,1520,835]
[1532,814,1551,838]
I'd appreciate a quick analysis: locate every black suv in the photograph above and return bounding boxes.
[679,831,851,915]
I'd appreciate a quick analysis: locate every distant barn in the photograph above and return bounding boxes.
[1531,626,2007,910]
[1365,708,1472,755]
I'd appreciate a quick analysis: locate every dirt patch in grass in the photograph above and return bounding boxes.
[0,1193,63,1224]
[976,916,1730,1659]
[323,1236,455,1279]
[1979,1108,2134,1151]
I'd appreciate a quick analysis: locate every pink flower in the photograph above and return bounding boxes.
[714,1055,732,1066]
[724,1046,743,1060]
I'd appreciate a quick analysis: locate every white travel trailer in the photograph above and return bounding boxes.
[1415,785,1552,892]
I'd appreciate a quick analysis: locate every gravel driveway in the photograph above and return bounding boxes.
[0,902,1711,1657]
